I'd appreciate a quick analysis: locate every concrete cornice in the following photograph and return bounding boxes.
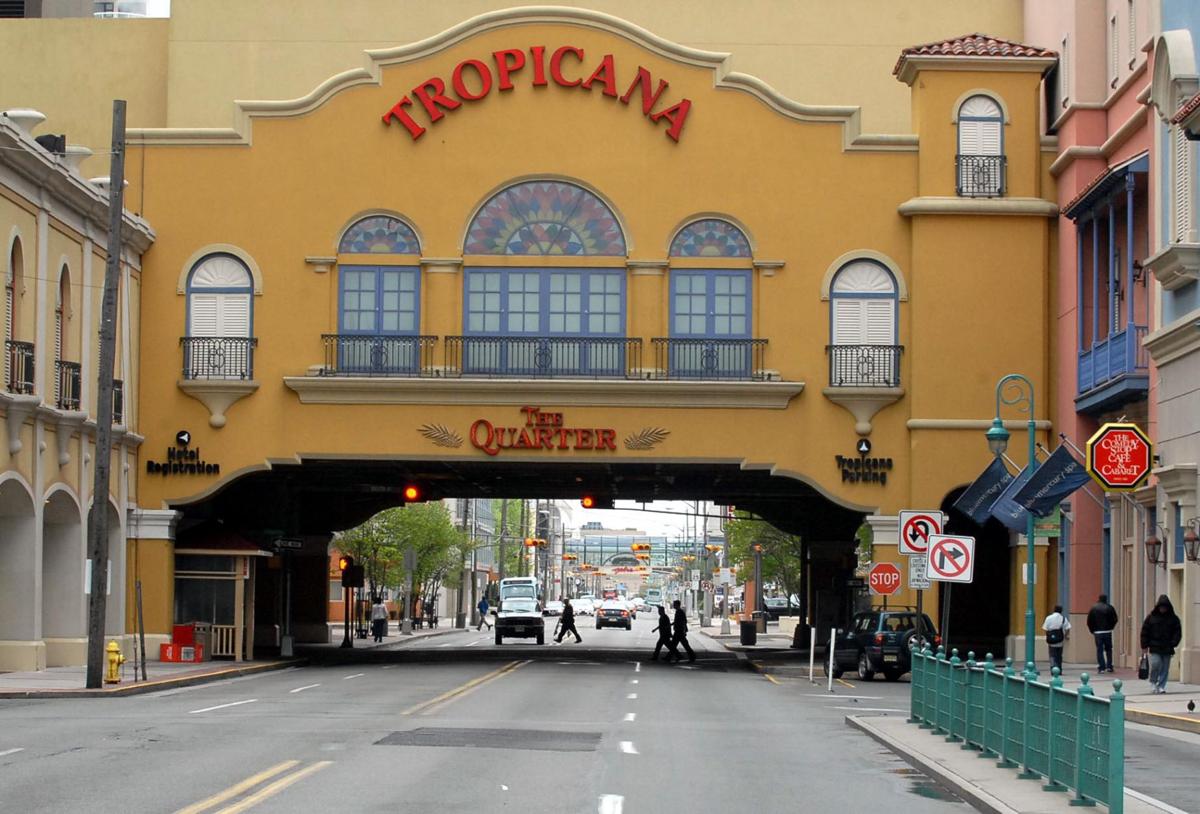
[1143,307,1200,366]
[895,55,1056,87]
[907,418,1053,431]
[126,6,916,154]
[897,197,1058,218]
[283,376,804,409]
[1048,105,1149,178]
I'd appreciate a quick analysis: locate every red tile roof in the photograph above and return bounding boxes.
[1172,91,1200,125]
[894,33,1057,75]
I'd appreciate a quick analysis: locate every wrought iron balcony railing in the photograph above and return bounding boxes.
[445,336,642,378]
[321,334,437,376]
[956,154,1006,198]
[112,379,124,424]
[650,338,768,381]
[826,344,902,387]
[181,336,257,380]
[4,340,34,395]
[55,360,81,410]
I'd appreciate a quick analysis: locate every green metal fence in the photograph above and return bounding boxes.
[909,645,1125,812]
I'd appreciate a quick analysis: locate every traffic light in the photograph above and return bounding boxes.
[704,544,722,553]
[402,483,422,502]
[339,555,364,588]
[580,495,615,510]
[630,543,651,552]
[339,555,352,571]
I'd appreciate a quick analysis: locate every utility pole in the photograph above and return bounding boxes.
[85,100,126,689]
[498,499,508,580]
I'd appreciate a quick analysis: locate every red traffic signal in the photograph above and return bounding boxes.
[402,484,422,502]
[581,495,615,510]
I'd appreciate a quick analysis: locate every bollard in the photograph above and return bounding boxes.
[1043,667,1067,792]
[1072,673,1096,807]
[996,657,1017,769]
[1107,680,1124,814]
[1018,661,1039,779]
[809,626,817,685]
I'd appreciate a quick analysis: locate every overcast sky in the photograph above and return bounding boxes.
[557,500,724,540]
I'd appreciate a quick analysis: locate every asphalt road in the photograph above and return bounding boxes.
[0,615,973,814]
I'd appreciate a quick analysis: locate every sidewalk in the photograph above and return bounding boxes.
[848,714,1178,814]
[1049,662,1200,735]
[696,618,799,655]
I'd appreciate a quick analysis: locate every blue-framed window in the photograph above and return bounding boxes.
[828,260,899,387]
[184,253,255,379]
[462,267,626,376]
[337,265,420,373]
[464,268,624,336]
[670,271,750,338]
[957,94,1005,197]
[1175,503,1185,565]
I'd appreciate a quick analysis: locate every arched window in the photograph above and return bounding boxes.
[669,219,751,258]
[53,267,80,409]
[55,267,69,363]
[184,254,254,379]
[4,238,17,345]
[338,215,420,255]
[829,260,899,387]
[956,94,1004,197]
[460,180,627,376]
[5,238,31,395]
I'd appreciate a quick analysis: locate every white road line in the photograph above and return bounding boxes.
[623,712,636,722]
[626,692,637,700]
[804,694,883,700]
[188,699,257,714]
[0,748,24,758]
[832,706,903,712]
[466,641,479,647]
[439,642,455,647]
[619,740,639,754]
[342,673,364,680]
[630,679,638,684]
[598,794,624,814]
[289,684,320,694]
[634,662,641,673]
[1126,787,1191,814]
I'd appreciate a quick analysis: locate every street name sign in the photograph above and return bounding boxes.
[908,555,931,590]
[899,510,945,556]
[717,567,735,585]
[868,562,902,596]
[926,534,975,584]
[1085,422,1152,491]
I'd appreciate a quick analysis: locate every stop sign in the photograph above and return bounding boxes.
[1086,422,1152,491]
[868,562,902,596]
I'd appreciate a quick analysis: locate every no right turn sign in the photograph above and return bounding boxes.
[926,534,975,584]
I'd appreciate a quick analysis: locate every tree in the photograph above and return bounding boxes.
[725,512,803,606]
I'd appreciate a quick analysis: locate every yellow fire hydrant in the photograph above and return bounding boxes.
[104,640,124,684]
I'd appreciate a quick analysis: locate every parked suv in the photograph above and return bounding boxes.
[825,609,937,681]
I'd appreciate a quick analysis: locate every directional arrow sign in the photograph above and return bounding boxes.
[899,510,945,557]
[927,534,975,584]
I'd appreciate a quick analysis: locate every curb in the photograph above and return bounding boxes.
[0,658,304,699]
[845,715,1017,814]
[1126,706,1200,735]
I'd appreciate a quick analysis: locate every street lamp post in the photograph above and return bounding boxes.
[987,373,1038,673]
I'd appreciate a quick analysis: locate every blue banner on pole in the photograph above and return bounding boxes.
[1010,445,1091,518]
[989,465,1036,531]
[951,457,1014,525]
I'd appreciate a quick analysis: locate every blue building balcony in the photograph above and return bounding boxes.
[1075,325,1149,414]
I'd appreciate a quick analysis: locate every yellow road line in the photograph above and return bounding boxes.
[837,679,856,689]
[172,761,299,814]
[419,660,529,716]
[765,674,781,685]
[401,660,523,716]
[212,761,332,814]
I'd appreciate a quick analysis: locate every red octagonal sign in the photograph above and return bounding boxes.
[868,562,902,596]
[1086,422,1152,491]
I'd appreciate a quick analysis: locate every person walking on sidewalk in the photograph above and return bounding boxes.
[671,600,696,663]
[1086,593,1118,673]
[1140,595,1182,694]
[1041,604,1070,673]
[370,596,388,642]
[476,596,492,631]
[651,605,678,661]
[556,598,582,644]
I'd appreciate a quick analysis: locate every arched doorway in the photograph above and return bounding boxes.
[0,477,37,659]
[42,489,84,664]
[939,487,1012,659]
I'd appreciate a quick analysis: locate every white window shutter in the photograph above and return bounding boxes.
[978,121,1001,156]
[217,293,251,337]
[1174,127,1193,243]
[864,299,895,345]
[958,119,982,155]
[832,299,865,345]
[188,293,220,337]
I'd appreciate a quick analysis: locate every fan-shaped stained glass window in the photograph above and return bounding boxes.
[669,219,751,258]
[464,181,626,256]
[339,216,420,255]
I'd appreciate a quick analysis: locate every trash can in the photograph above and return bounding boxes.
[753,611,768,634]
[739,619,758,646]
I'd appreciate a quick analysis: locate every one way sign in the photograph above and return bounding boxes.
[926,534,975,584]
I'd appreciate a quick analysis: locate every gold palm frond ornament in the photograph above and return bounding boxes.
[624,427,670,450]
[418,424,463,448]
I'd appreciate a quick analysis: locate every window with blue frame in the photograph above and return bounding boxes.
[463,268,625,375]
[829,260,899,387]
[667,270,751,377]
[338,265,420,373]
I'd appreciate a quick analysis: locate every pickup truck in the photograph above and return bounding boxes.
[825,610,938,681]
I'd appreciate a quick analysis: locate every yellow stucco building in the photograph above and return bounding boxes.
[2,2,1069,665]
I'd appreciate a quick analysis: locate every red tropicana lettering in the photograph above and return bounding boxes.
[381,45,693,142]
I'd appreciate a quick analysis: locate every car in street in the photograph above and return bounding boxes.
[595,599,632,630]
[495,597,545,645]
[574,597,596,616]
[763,596,802,620]
[825,609,937,681]
[543,600,564,617]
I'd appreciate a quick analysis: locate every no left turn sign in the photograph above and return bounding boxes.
[927,534,975,584]
[899,510,945,557]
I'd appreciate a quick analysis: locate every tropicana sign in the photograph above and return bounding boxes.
[381,45,693,142]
